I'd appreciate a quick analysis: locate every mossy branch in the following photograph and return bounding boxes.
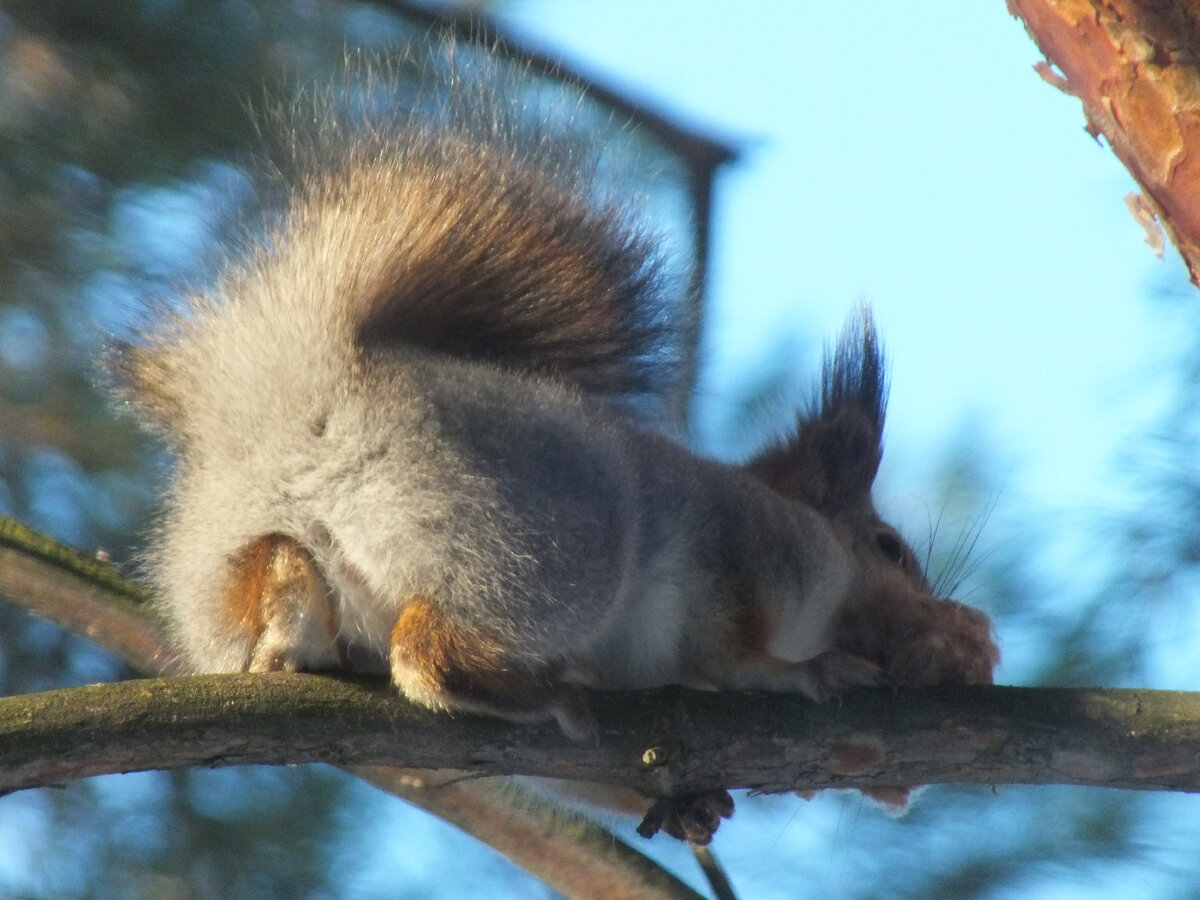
[0,516,703,900]
[8,518,1200,897]
[6,517,1200,805]
[4,674,1200,799]
[0,517,177,675]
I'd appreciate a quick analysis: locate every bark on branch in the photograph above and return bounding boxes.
[5,673,1200,799]
[1008,0,1200,286]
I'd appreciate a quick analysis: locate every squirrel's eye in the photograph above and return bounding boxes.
[874,531,907,567]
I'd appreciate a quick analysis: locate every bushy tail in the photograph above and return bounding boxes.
[114,46,684,438]
[269,48,680,397]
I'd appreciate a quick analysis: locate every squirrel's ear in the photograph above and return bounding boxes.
[749,407,882,513]
[747,307,887,514]
[805,406,883,508]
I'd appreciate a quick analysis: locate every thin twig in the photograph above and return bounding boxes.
[691,845,738,900]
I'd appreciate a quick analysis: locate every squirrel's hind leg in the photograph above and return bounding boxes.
[389,596,597,740]
[224,533,345,673]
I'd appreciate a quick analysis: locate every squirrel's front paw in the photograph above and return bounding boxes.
[636,790,735,844]
[834,590,999,688]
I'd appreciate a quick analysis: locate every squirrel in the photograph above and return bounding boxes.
[113,47,999,844]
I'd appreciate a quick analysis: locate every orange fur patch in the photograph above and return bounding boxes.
[223,535,276,645]
[390,596,582,720]
[390,596,508,700]
[223,533,337,665]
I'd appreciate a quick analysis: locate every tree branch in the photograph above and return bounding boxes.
[0,517,178,675]
[1008,0,1200,286]
[0,517,704,900]
[4,673,1200,798]
[350,767,708,900]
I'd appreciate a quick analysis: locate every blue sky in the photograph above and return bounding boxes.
[497,2,1180,481]
[495,2,1200,686]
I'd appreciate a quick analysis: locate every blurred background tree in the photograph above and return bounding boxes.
[1,1,1199,898]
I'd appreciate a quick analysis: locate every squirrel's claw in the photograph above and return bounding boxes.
[636,790,735,845]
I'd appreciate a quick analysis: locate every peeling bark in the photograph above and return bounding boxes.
[1009,0,1200,285]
